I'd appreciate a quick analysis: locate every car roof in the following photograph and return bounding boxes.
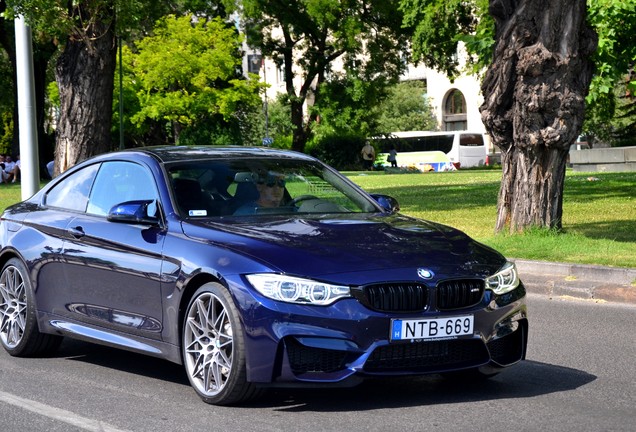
[118,146,317,165]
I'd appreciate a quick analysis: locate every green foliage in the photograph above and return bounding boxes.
[584,0,636,145]
[458,0,494,74]
[312,74,388,139]
[176,111,258,146]
[374,81,438,133]
[399,0,636,148]
[232,0,411,151]
[400,0,478,79]
[125,14,264,143]
[311,79,438,141]
[4,0,167,41]
[265,94,293,148]
[0,111,13,155]
[0,51,13,153]
[307,133,367,170]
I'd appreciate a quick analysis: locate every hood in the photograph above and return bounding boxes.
[180,214,505,282]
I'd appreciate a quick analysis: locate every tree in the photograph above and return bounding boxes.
[0,43,13,154]
[480,1,597,232]
[264,93,294,148]
[403,0,598,233]
[401,0,479,80]
[375,80,438,133]
[583,0,636,146]
[5,0,172,174]
[311,74,389,139]
[231,0,410,153]
[1,0,57,163]
[126,14,263,143]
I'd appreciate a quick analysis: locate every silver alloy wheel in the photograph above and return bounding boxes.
[0,265,27,349]
[183,292,234,397]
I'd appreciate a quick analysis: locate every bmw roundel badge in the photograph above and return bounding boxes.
[417,268,434,279]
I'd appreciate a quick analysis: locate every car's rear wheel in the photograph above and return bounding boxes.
[0,258,62,356]
[182,283,261,405]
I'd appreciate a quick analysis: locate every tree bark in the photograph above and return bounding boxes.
[54,9,116,174]
[480,0,597,232]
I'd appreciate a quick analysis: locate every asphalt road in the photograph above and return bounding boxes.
[1,293,635,432]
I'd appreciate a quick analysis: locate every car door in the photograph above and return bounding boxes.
[59,161,166,340]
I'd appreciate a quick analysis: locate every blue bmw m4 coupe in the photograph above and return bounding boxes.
[0,146,527,405]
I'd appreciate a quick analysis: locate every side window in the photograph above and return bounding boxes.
[45,163,100,212]
[86,161,158,216]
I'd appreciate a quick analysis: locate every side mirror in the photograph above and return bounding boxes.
[370,194,400,213]
[108,200,160,225]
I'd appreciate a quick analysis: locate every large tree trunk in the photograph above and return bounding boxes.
[480,0,597,233]
[290,97,310,152]
[54,10,116,175]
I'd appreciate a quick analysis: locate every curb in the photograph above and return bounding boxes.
[512,259,636,304]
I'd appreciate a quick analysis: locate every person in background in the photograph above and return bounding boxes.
[10,154,20,183]
[2,155,16,183]
[0,155,5,184]
[46,160,55,179]
[360,141,376,171]
[387,145,398,168]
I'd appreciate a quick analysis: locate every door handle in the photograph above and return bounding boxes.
[67,226,85,239]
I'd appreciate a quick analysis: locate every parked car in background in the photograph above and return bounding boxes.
[0,146,528,405]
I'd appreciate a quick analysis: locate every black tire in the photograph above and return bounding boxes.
[182,282,262,405]
[0,258,62,357]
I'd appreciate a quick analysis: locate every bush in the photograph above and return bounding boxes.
[0,112,13,155]
[307,134,367,170]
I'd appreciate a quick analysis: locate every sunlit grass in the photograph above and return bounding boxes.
[0,183,23,210]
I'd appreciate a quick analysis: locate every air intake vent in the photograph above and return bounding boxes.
[352,283,428,312]
[436,279,484,310]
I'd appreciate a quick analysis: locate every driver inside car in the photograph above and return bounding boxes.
[234,172,288,215]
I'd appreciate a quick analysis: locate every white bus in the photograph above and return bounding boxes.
[374,130,488,169]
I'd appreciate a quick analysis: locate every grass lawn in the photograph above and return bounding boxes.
[1,169,634,268]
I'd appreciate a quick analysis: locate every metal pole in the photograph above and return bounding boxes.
[263,57,269,140]
[119,36,124,150]
[14,15,39,200]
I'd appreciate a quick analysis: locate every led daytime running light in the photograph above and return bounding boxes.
[486,262,520,295]
[246,274,350,306]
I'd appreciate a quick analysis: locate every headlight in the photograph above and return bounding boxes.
[246,274,351,306]
[485,261,520,295]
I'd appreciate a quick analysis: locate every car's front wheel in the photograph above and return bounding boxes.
[0,258,62,356]
[182,283,261,405]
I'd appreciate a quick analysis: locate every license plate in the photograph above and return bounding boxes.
[390,315,474,341]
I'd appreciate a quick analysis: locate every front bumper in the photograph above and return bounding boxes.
[228,278,528,386]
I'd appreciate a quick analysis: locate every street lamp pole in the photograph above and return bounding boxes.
[119,36,124,150]
[14,15,39,199]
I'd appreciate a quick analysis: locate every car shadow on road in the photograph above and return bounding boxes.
[53,339,595,410]
[251,360,596,411]
[54,338,190,386]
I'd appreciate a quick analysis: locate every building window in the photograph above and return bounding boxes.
[247,55,262,74]
[445,89,466,114]
[443,89,467,131]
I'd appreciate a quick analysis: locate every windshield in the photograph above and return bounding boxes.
[166,158,379,218]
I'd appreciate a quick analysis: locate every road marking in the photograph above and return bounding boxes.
[0,390,131,432]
